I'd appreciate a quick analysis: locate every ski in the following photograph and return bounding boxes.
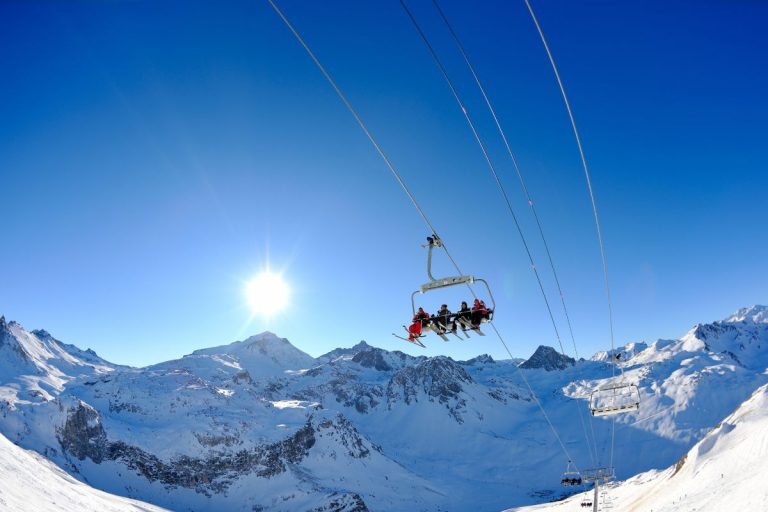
[392,333,426,348]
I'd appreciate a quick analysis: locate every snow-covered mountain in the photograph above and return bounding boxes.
[189,331,317,378]
[506,381,768,512]
[0,306,766,511]
[0,316,117,403]
[570,304,768,446]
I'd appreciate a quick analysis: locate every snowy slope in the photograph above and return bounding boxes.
[505,382,768,512]
[0,430,166,512]
[0,306,766,511]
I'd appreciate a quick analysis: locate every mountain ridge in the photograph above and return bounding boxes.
[0,305,766,511]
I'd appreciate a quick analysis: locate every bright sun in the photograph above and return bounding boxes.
[245,271,290,317]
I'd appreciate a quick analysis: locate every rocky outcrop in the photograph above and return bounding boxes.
[316,414,380,459]
[106,422,315,494]
[57,401,109,463]
[519,346,575,371]
[295,370,384,414]
[57,404,319,495]
[317,341,372,363]
[310,492,369,512]
[56,405,380,497]
[687,312,768,371]
[352,348,392,372]
[385,356,473,422]
[460,354,495,366]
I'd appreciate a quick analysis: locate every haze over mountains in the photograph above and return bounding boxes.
[0,305,766,511]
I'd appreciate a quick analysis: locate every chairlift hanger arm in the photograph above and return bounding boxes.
[413,235,497,314]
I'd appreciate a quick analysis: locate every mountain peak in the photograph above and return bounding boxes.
[242,330,280,342]
[519,345,575,371]
[352,347,392,371]
[31,329,53,340]
[461,354,495,365]
[316,340,376,363]
[193,331,291,354]
[190,332,316,376]
[723,305,768,325]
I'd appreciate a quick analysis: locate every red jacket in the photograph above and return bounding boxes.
[472,299,487,315]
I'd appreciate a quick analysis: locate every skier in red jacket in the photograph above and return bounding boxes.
[408,307,430,341]
[470,298,489,328]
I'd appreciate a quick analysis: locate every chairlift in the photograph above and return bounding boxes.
[393,236,496,345]
[413,234,495,330]
[580,496,593,508]
[579,467,615,484]
[560,460,582,487]
[589,381,640,417]
[393,235,496,346]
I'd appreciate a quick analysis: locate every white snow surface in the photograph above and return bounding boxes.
[0,320,116,403]
[0,430,166,512]
[190,330,316,378]
[0,307,767,511]
[505,382,768,512]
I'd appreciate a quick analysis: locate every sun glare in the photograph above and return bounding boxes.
[245,271,290,317]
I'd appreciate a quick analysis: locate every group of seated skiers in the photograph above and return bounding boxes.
[561,477,583,486]
[580,500,593,508]
[407,298,491,341]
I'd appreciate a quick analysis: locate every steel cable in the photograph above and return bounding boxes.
[267,0,581,477]
[523,0,620,470]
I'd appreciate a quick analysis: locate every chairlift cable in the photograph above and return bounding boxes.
[399,0,567,358]
[431,0,600,467]
[265,0,438,238]
[488,322,579,472]
[400,0,597,468]
[432,0,581,360]
[522,0,618,371]
[268,0,580,474]
[523,0,621,469]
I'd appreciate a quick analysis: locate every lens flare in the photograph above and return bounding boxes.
[245,271,290,317]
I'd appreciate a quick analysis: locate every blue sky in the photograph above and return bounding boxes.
[1,1,766,367]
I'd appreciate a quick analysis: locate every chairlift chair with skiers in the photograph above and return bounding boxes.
[393,235,496,346]
[560,460,582,487]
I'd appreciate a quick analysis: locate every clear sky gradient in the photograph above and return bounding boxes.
[1,1,766,367]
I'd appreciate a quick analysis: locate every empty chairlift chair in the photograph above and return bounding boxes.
[589,381,641,417]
